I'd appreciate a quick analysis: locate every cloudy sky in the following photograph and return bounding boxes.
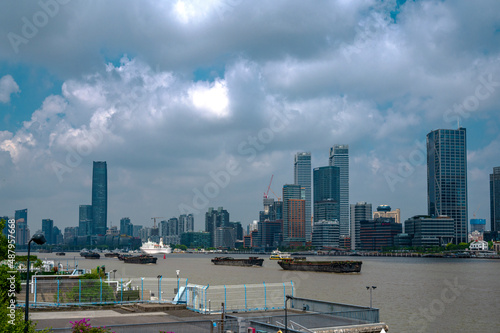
[1,0,499,234]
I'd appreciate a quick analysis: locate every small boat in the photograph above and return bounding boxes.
[211,257,264,267]
[104,252,120,258]
[269,249,291,260]
[278,258,362,273]
[123,254,157,264]
[55,252,66,256]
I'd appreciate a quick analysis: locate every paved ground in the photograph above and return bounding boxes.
[31,306,220,331]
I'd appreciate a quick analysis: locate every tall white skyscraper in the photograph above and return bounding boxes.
[294,152,312,242]
[329,145,349,237]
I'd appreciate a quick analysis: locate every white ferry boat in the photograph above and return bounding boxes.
[269,249,291,260]
[140,238,172,255]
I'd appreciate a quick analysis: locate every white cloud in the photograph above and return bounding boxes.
[0,75,20,103]
[0,1,499,232]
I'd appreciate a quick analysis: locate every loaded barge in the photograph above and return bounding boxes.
[123,254,157,264]
[278,258,362,273]
[211,257,264,267]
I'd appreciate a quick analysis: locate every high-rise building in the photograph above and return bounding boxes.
[490,166,500,232]
[313,166,340,223]
[42,219,54,244]
[15,209,29,245]
[186,214,195,232]
[283,184,306,246]
[120,217,132,236]
[178,215,187,235]
[91,161,107,235]
[205,207,230,247]
[427,128,468,244]
[79,205,93,236]
[373,205,401,224]
[294,152,312,242]
[329,145,350,237]
[350,202,372,250]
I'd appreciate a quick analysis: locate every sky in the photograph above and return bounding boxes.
[0,0,499,234]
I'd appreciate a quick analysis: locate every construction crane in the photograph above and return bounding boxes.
[151,217,165,228]
[473,204,480,218]
[264,175,274,198]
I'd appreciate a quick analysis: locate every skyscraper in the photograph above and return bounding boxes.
[294,152,311,241]
[283,184,306,246]
[427,128,468,244]
[42,219,54,244]
[79,205,93,236]
[313,166,340,222]
[205,207,230,247]
[490,166,500,232]
[15,209,29,245]
[329,145,349,237]
[350,202,372,250]
[186,214,194,232]
[91,161,107,235]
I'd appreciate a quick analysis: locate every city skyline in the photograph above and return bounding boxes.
[1,1,499,233]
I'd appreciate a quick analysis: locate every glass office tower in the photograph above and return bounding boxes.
[294,152,311,242]
[91,161,107,235]
[427,128,468,244]
[329,145,349,237]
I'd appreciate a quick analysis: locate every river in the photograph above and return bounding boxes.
[34,253,500,332]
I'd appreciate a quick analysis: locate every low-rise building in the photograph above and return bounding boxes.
[404,215,454,247]
[469,240,488,251]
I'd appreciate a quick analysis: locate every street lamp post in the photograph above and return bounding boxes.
[366,286,377,308]
[25,234,46,333]
[157,275,162,301]
[284,295,293,333]
[176,270,180,295]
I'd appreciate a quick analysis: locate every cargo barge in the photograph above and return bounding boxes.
[278,258,362,273]
[211,257,264,267]
[123,254,157,264]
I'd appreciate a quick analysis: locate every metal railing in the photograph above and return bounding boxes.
[21,277,188,307]
[185,281,295,314]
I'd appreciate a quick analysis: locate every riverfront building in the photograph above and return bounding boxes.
[359,217,402,251]
[78,205,93,236]
[329,145,350,237]
[404,215,455,247]
[490,166,500,232]
[312,220,340,249]
[373,205,401,224]
[91,161,108,235]
[283,184,306,246]
[350,202,372,250]
[427,128,468,244]
[313,166,340,223]
[294,152,312,242]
